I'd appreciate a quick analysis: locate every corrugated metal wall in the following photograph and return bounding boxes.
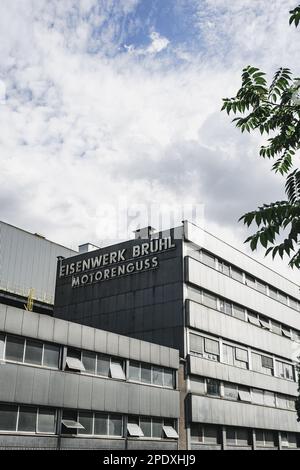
[0,221,76,304]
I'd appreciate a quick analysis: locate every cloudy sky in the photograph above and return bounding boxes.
[1,0,300,282]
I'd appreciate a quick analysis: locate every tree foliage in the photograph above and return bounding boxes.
[221,6,300,269]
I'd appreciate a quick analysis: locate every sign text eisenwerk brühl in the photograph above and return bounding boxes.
[59,237,176,288]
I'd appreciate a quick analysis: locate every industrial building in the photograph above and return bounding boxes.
[54,221,300,450]
[0,221,180,449]
[1,219,300,449]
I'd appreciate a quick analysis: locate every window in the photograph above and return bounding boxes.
[256,430,276,447]
[0,404,18,431]
[269,287,278,300]
[141,364,152,383]
[247,312,260,326]
[278,292,288,305]
[43,344,60,368]
[204,338,219,356]
[224,383,238,400]
[37,408,56,434]
[264,391,275,407]
[78,412,93,435]
[223,344,234,366]
[252,389,264,405]
[18,406,36,432]
[223,344,248,369]
[62,410,84,434]
[191,424,220,444]
[24,339,43,365]
[292,330,300,343]
[189,334,204,355]
[232,304,245,321]
[231,267,243,283]
[202,291,217,309]
[219,261,230,276]
[281,432,298,448]
[271,321,281,335]
[129,361,140,381]
[163,425,178,439]
[97,354,110,377]
[153,366,163,386]
[140,417,151,437]
[259,317,270,330]
[276,361,294,381]
[226,427,250,446]
[108,414,122,436]
[252,353,273,375]
[245,274,256,288]
[5,335,24,362]
[110,359,125,380]
[281,326,291,338]
[201,251,215,268]
[290,298,300,311]
[256,280,267,294]
[65,348,85,372]
[163,368,175,388]
[238,387,251,403]
[82,351,96,374]
[94,413,107,435]
[219,300,232,315]
[206,379,220,396]
[127,418,144,437]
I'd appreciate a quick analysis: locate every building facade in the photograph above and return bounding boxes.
[0,221,180,450]
[54,221,300,450]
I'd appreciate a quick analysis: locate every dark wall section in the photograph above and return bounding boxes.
[54,233,184,353]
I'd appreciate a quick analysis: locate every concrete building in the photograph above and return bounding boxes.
[0,221,180,450]
[54,221,300,450]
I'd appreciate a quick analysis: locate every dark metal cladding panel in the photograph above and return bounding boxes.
[54,235,184,354]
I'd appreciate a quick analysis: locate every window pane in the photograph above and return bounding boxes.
[204,425,219,444]
[206,379,220,396]
[97,354,110,376]
[37,408,56,433]
[269,287,278,299]
[153,366,163,386]
[223,344,234,365]
[110,360,125,379]
[202,291,217,309]
[255,430,264,446]
[271,321,281,335]
[140,417,151,437]
[226,428,236,445]
[152,419,163,438]
[109,415,122,436]
[25,339,43,365]
[231,267,243,282]
[129,361,141,381]
[18,406,36,432]
[261,355,273,370]
[82,351,96,374]
[141,364,151,383]
[264,391,275,407]
[235,348,248,363]
[259,317,270,329]
[43,344,60,368]
[232,304,245,321]
[0,404,18,431]
[220,262,230,276]
[278,292,288,305]
[256,280,267,294]
[264,431,276,447]
[163,368,174,388]
[78,412,93,434]
[5,335,24,362]
[201,251,215,268]
[94,413,107,435]
[220,300,232,315]
[67,348,81,360]
[224,383,238,400]
[245,274,256,288]
[204,338,219,355]
[190,423,202,442]
[190,334,204,354]
[252,389,264,405]
[236,428,250,446]
[247,312,260,326]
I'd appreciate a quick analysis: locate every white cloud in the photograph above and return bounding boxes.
[0,0,299,283]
